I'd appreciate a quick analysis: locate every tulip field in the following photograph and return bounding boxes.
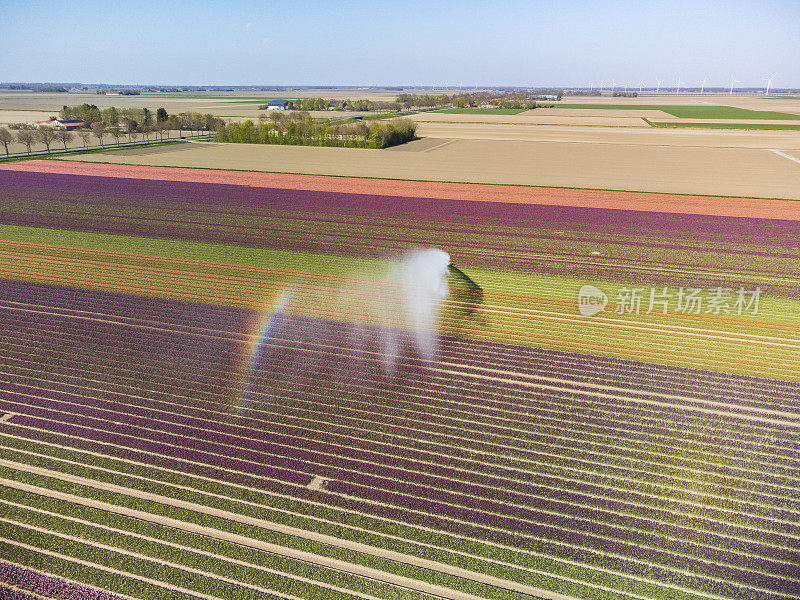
[0,161,798,600]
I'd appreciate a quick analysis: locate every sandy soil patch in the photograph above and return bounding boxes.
[5,154,800,219]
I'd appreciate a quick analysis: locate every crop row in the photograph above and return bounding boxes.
[0,488,444,600]
[3,301,798,461]
[0,562,127,600]
[2,401,798,600]
[0,442,795,600]
[3,323,798,517]
[5,347,796,530]
[3,279,799,417]
[3,374,797,535]
[0,464,653,600]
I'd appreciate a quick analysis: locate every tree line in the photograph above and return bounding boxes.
[215,112,416,149]
[259,98,406,112]
[0,105,225,157]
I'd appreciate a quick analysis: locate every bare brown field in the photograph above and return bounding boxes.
[6,160,800,219]
[0,109,60,125]
[415,122,800,148]
[46,138,800,199]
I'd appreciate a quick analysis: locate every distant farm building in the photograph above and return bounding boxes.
[105,91,121,96]
[266,100,286,111]
[27,119,86,130]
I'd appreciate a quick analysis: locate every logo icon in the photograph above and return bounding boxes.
[578,285,607,317]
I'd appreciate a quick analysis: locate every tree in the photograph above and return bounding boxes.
[166,115,180,137]
[55,129,74,150]
[0,127,13,156]
[128,129,139,143]
[16,129,35,154]
[91,122,106,146]
[179,111,192,136]
[142,108,153,127]
[156,107,168,122]
[123,119,139,142]
[108,126,122,145]
[36,126,57,153]
[104,106,119,127]
[78,129,92,148]
[153,121,165,141]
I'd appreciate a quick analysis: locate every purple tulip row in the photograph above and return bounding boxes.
[4,304,799,501]
[3,171,799,287]
[4,169,800,243]
[4,280,798,426]
[4,407,798,598]
[3,391,798,583]
[0,563,124,600]
[4,299,799,466]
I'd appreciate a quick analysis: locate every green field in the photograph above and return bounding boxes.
[554,104,800,119]
[647,121,800,130]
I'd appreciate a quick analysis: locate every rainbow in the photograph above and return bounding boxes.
[236,286,296,415]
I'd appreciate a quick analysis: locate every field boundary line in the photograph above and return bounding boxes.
[422,139,459,152]
[0,466,582,600]
[769,149,800,164]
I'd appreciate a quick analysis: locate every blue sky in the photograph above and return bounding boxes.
[1,0,798,87]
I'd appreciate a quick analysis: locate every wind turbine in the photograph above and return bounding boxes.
[590,82,595,92]
[610,79,617,92]
[656,78,664,94]
[623,80,630,93]
[638,77,645,93]
[729,74,740,95]
[697,75,709,94]
[763,74,776,95]
[599,79,605,93]
[675,77,685,94]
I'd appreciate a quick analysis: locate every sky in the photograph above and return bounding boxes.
[1,0,799,88]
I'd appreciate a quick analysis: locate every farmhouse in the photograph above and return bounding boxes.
[266,100,286,111]
[27,119,87,130]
